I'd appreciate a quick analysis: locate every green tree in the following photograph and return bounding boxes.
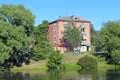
[111,50,120,67]
[0,4,35,36]
[46,51,63,70]
[0,42,11,63]
[90,24,97,51]
[0,4,34,70]
[96,21,120,64]
[63,22,82,52]
[31,20,53,60]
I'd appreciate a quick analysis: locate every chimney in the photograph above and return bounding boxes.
[70,16,76,20]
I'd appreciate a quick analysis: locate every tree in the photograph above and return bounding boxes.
[0,4,35,36]
[63,22,82,52]
[111,50,120,67]
[0,4,34,70]
[31,20,53,60]
[90,24,97,51]
[96,21,120,64]
[46,51,63,70]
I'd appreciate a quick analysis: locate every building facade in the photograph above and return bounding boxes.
[48,16,91,53]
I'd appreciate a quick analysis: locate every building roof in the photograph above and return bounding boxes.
[49,16,91,24]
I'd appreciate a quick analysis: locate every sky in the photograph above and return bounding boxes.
[0,0,120,30]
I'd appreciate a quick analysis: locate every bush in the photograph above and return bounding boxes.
[111,50,120,66]
[77,55,97,71]
[97,55,106,62]
[46,51,64,70]
[31,53,47,61]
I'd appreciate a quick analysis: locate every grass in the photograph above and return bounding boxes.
[62,53,85,63]
[98,61,115,70]
[11,53,117,71]
[62,53,85,71]
[63,62,80,71]
[11,53,85,71]
[11,60,47,71]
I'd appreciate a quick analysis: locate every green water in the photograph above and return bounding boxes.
[0,69,120,80]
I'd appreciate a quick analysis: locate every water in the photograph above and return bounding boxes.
[0,69,120,80]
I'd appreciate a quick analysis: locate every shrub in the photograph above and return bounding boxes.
[31,53,47,61]
[77,55,97,71]
[46,51,64,70]
[97,55,106,62]
[111,50,120,66]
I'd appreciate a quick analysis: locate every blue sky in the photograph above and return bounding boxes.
[0,0,120,30]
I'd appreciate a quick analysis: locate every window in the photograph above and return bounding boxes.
[81,40,86,45]
[81,23,86,32]
[54,40,56,44]
[64,22,68,31]
[81,28,85,32]
[54,34,56,38]
[54,28,56,32]
[81,23,86,28]
[83,33,87,40]
[54,24,57,32]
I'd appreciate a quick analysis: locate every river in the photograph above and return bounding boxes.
[0,69,120,80]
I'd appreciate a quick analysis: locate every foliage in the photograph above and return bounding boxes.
[0,41,11,63]
[90,24,96,51]
[63,21,82,52]
[0,4,34,70]
[111,50,120,66]
[46,51,63,70]
[31,20,53,60]
[0,4,35,36]
[95,21,120,64]
[77,55,97,71]
[96,55,106,62]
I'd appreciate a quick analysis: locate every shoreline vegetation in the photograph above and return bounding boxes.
[11,53,117,72]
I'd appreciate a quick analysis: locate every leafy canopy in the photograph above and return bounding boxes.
[31,20,53,60]
[0,4,35,36]
[0,4,34,69]
[96,21,120,52]
[96,21,120,64]
[63,22,82,48]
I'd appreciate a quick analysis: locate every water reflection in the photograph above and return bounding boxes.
[78,70,97,80]
[0,69,120,80]
[47,70,62,80]
[107,69,120,80]
[0,72,30,80]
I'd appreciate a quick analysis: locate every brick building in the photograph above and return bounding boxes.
[48,16,91,53]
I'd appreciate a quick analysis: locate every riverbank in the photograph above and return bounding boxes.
[11,60,47,71]
[11,53,116,72]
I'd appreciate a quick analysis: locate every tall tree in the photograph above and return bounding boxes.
[63,22,82,52]
[90,24,96,51]
[0,4,34,70]
[96,21,120,64]
[0,4,35,36]
[31,20,53,60]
